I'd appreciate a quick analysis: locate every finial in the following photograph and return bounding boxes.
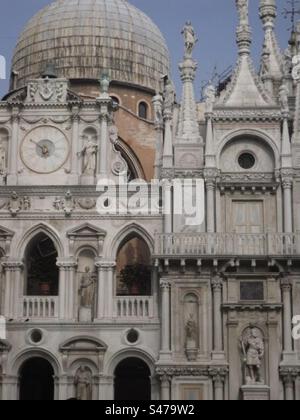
[235,0,252,55]
[260,0,277,29]
[181,22,198,58]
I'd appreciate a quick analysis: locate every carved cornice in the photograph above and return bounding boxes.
[156,365,228,378]
[222,303,282,312]
[213,109,282,122]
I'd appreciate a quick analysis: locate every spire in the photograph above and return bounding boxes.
[176,22,202,143]
[259,0,283,82]
[218,0,273,107]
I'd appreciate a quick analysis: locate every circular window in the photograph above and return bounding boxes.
[110,96,120,105]
[127,329,139,344]
[238,152,256,170]
[30,329,43,344]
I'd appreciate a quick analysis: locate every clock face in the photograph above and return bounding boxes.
[21,126,69,174]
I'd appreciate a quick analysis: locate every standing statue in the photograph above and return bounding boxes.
[236,0,249,26]
[260,44,271,77]
[74,366,93,401]
[240,327,264,385]
[185,314,197,348]
[0,141,6,175]
[79,267,96,309]
[79,139,98,176]
[283,46,292,76]
[181,22,198,57]
[163,78,175,113]
[204,83,216,113]
[100,73,110,95]
[279,83,289,113]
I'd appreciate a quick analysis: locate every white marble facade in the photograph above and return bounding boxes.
[0,0,300,400]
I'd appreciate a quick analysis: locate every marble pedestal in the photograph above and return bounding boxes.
[241,385,270,400]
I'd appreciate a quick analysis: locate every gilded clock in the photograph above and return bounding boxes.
[21,126,69,174]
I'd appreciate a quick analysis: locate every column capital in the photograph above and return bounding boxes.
[156,368,173,381]
[208,367,228,384]
[160,279,171,289]
[211,274,223,291]
[95,260,116,270]
[1,260,23,271]
[56,258,77,270]
[280,277,292,292]
[279,367,300,384]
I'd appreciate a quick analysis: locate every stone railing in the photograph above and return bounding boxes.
[154,233,300,257]
[114,296,154,319]
[22,296,59,319]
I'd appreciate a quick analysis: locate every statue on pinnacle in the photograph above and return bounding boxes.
[181,21,198,57]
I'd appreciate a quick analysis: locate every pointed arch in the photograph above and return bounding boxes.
[108,223,154,260]
[17,223,64,259]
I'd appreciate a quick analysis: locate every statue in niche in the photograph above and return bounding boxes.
[181,21,198,57]
[240,327,264,385]
[74,366,93,401]
[185,313,197,349]
[79,134,98,176]
[236,0,249,26]
[79,266,96,309]
[0,141,6,175]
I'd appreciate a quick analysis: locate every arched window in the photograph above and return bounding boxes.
[110,96,120,106]
[138,102,148,119]
[25,233,59,296]
[19,358,54,401]
[116,235,151,296]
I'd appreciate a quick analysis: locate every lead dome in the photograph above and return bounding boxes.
[11,0,170,92]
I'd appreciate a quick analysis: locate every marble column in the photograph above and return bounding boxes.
[281,277,293,353]
[205,177,216,233]
[211,275,224,358]
[282,177,293,233]
[162,110,173,169]
[57,259,77,321]
[163,180,172,234]
[160,374,171,400]
[70,108,80,182]
[280,369,297,401]
[1,260,23,319]
[95,261,116,318]
[152,94,164,178]
[160,279,171,358]
[7,108,19,185]
[95,260,107,319]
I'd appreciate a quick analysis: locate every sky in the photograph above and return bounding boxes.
[0,0,292,98]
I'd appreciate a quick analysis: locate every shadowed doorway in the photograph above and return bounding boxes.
[19,357,54,401]
[114,358,151,400]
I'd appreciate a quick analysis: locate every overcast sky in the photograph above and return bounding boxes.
[0,0,292,98]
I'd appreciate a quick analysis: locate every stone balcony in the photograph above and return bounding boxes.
[154,233,300,258]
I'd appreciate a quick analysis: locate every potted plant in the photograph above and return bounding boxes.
[120,263,151,295]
